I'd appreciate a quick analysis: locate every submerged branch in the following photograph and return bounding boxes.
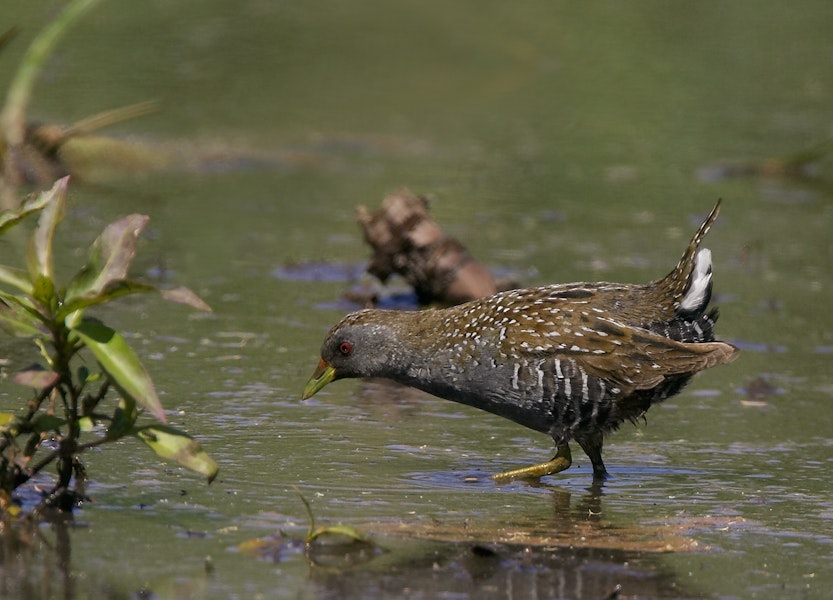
[357,190,499,306]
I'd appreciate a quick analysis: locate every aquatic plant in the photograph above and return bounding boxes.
[0,177,217,514]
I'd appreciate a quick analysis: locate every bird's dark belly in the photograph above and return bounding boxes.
[411,344,699,442]
[417,357,622,438]
[501,357,619,437]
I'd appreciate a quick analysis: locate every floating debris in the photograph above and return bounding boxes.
[273,261,366,283]
[739,376,782,407]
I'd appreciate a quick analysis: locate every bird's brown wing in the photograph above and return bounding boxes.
[505,310,739,395]
[584,327,738,393]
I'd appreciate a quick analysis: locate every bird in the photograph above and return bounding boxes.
[303,201,739,481]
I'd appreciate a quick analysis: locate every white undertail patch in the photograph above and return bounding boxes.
[679,248,712,312]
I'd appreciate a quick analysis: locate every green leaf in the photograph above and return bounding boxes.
[29,274,56,310]
[0,293,46,337]
[65,214,150,305]
[135,425,219,483]
[70,317,166,424]
[26,178,68,305]
[34,339,53,368]
[78,416,95,432]
[108,396,137,439]
[307,524,372,546]
[0,265,34,295]
[0,178,64,236]
[31,413,66,433]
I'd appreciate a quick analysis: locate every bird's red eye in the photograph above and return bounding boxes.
[339,341,352,356]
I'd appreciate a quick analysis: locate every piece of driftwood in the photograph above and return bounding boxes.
[697,137,831,182]
[2,101,161,195]
[356,190,498,306]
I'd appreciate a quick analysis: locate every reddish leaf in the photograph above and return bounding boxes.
[13,365,59,389]
[0,177,66,236]
[161,286,212,312]
[66,214,150,304]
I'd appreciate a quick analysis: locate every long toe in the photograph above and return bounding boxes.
[492,443,573,482]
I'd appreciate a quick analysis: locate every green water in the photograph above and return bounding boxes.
[2,2,832,598]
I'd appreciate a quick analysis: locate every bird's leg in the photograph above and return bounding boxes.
[492,441,572,482]
[575,431,608,480]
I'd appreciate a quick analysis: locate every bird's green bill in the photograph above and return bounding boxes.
[302,359,336,399]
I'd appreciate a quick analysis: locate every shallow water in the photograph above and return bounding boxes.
[2,2,833,598]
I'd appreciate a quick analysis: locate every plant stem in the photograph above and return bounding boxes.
[0,384,54,455]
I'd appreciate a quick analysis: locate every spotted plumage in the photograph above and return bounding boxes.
[303,201,739,480]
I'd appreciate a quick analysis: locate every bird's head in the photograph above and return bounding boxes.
[302,309,409,399]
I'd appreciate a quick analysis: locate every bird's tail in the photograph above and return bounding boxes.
[657,200,722,317]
